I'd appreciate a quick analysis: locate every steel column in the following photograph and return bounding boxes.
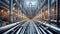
[57,0,60,25]
[9,0,13,23]
[0,12,2,27]
[41,9,43,21]
[48,0,51,23]
[18,8,20,20]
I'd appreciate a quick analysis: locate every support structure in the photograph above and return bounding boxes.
[29,2,32,19]
[48,0,51,23]
[0,11,2,27]
[9,0,13,23]
[41,9,43,21]
[57,0,60,25]
[18,8,20,20]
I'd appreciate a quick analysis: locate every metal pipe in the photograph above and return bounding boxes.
[0,5,8,10]
[33,22,42,34]
[39,27,47,34]
[20,21,29,34]
[48,0,51,23]
[56,0,59,25]
[35,20,60,33]
[9,0,13,23]
[0,20,25,31]
[43,23,60,33]
[3,22,21,34]
[16,27,22,34]
[0,1,9,8]
[41,25,53,34]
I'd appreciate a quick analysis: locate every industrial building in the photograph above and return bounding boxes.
[0,0,60,34]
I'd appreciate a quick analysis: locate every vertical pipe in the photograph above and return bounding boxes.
[41,9,43,21]
[0,10,2,27]
[18,8,20,21]
[29,2,32,19]
[59,0,60,23]
[57,0,59,25]
[17,0,20,21]
[48,0,51,23]
[9,0,13,23]
[28,2,32,19]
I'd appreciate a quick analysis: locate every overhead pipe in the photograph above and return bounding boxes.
[0,1,9,8]
[0,0,16,10]
[38,0,46,11]
[15,0,24,15]
[4,0,9,4]
[0,5,8,10]
[15,0,20,8]
[15,0,26,15]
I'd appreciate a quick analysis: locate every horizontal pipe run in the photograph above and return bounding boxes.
[0,20,25,31]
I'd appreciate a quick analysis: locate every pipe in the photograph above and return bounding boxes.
[0,20,25,31]
[35,20,60,33]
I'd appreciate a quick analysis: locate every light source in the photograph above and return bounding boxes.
[13,7,15,10]
[31,1,37,5]
[25,1,37,6]
[1,10,3,12]
[26,1,30,6]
